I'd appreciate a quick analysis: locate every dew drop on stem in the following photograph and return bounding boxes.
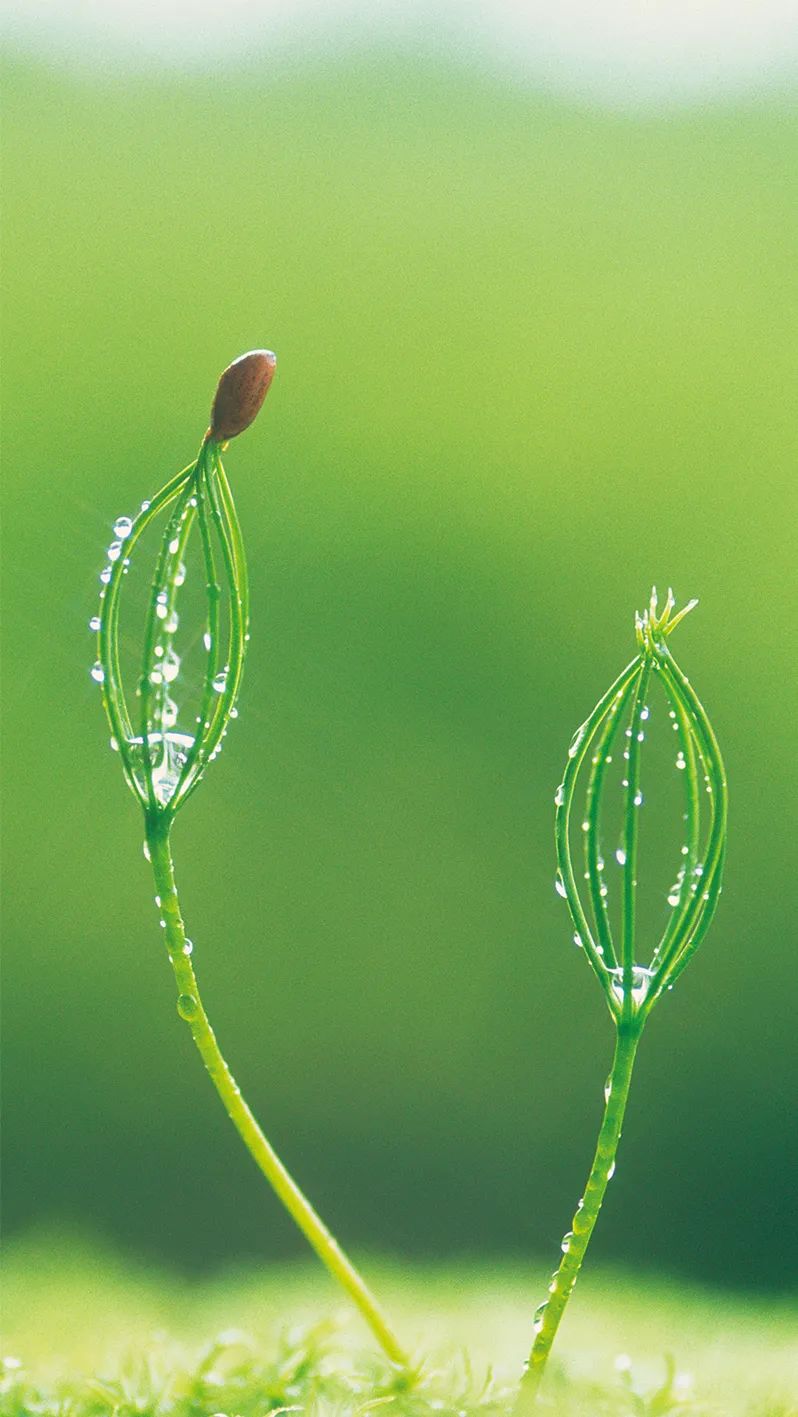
[555,872,567,898]
[91,661,105,683]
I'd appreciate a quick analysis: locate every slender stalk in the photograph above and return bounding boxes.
[145,817,409,1370]
[515,1025,641,1413]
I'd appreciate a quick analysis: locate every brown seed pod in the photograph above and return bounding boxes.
[209,349,276,440]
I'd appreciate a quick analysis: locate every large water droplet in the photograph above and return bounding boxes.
[177,994,198,1020]
[554,872,567,899]
[113,516,133,539]
[615,847,627,866]
[107,541,123,562]
[89,615,101,633]
[90,661,105,683]
[554,783,565,807]
[609,965,653,1007]
[162,648,180,684]
[212,669,228,694]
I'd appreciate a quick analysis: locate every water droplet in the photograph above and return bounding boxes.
[229,706,239,719]
[203,630,212,652]
[554,783,565,807]
[168,536,180,555]
[640,706,650,721]
[581,819,590,833]
[89,615,101,632]
[555,872,567,899]
[606,1161,616,1180]
[113,516,133,538]
[162,648,180,684]
[212,670,228,694]
[143,840,151,862]
[165,610,179,634]
[99,566,112,584]
[90,661,105,683]
[604,1079,612,1103]
[667,890,681,907]
[599,883,608,899]
[636,731,645,742]
[560,1231,574,1253]
[177,994,198,1020]
[182,939,193,956]
[109,736,119,752]
[573,932,583,949]
[609,965,653,1006]
[162,696,178,729]
[605,754,613,764]
[681,844,689,855]
[675,751,686,770]
[615,848,627,866]
[173,562,187,588]
[107,541,122,562]
[159,918,166,929]
[633,791,643,807]
[567,727,585,759]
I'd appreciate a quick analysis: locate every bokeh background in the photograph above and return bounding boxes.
[2,2,797,1294]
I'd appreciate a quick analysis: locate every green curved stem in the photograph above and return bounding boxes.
[145,817,409,1371]
[515,1025,641,1412]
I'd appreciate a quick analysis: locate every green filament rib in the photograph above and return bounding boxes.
[555,656,643,999]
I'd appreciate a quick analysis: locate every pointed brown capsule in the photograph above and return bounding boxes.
[209,349,276,440]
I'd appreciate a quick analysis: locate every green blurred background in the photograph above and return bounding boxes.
[2,31,797,1294]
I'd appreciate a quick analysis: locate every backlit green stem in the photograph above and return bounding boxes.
[146,817,409,1370]
[516,1024,641,1412]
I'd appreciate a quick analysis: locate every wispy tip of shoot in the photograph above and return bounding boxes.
[635,586,699,651]
[210,349,277,441]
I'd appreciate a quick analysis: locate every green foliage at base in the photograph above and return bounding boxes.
[3,1236,795,1417]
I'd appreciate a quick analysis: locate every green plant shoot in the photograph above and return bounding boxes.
[92,351,409,1370]
[516,589,728,1410]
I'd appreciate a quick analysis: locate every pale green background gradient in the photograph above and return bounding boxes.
[2,33,796,1289]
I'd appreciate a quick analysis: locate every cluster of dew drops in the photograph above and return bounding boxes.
[552,695,712,998]
[89,506,239,791]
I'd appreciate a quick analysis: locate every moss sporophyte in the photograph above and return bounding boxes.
[515,589,727,1411]
[92,352,410,1371]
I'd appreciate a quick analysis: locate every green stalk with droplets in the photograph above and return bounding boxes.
[516,589,727,1412]
[92,351,409,1371]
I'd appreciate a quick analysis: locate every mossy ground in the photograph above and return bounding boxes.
[2,1235,795,1417]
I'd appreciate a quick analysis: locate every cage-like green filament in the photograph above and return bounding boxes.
[516,591,727,1411]
[93,429,410,1371]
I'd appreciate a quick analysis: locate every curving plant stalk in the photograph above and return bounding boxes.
[92,351,409,1370]
[515,589,728,1411]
